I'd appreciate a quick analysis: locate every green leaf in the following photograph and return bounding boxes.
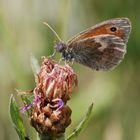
[9,94,27,140]
[39,133,65,140]
[21,94,33,117]
[67,103,93,140]
[30,54,40,76]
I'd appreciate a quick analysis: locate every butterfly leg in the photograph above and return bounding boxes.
[59,57,65,63]
[49,50,56,58]
[69,58,75,66]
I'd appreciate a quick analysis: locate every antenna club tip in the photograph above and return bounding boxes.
[42,21,62,42]
[43,22,48,25]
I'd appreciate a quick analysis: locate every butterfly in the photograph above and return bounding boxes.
[44,17,131,71]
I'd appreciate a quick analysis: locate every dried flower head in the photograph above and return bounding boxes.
[30,58,77,138]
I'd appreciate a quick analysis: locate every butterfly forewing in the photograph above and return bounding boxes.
[67,18,131,45]
[69,34,126,70]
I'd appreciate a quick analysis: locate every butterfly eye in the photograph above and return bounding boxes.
[110,26,117,32]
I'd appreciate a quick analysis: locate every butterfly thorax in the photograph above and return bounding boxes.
[55,42,74,61]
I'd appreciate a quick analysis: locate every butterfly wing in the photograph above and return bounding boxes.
[69,34,126,70]
[67,18,131,70]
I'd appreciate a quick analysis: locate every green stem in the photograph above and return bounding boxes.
[57,134,65,140]
[39,133,65,140]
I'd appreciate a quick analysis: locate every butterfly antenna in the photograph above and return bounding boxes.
[43,22,62,42]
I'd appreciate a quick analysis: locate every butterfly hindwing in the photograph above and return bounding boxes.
[70,34,126,70]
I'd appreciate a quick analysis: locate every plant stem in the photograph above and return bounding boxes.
[39,133,65,140]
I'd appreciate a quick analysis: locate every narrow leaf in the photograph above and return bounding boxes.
[9,94,27,140]
[67,103,93,140]
[21,94,33,117]
[30,54,40,76]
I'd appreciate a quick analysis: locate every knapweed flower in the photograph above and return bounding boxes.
[30,58,77,138]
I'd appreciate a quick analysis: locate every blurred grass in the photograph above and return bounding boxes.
[0,0,140,140]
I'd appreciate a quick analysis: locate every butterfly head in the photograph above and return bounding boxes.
[55,42,74,61]
[55,42,67,53]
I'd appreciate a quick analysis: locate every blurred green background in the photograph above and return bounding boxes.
[0,0,140,140]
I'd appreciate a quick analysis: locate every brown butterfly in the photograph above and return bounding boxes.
[44,17,131,71]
